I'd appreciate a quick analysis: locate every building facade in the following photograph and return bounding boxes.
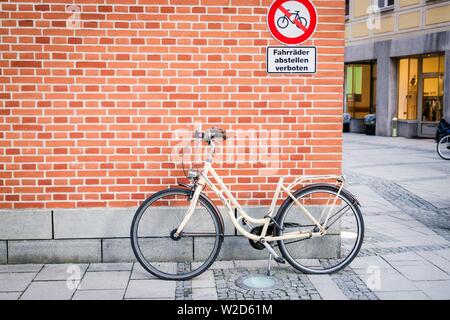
[0,0,345,263]
[345,0,450,137]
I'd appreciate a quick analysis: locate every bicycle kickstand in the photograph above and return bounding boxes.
[266,254,273,277]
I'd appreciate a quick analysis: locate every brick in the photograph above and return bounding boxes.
[1,0,344,210]
[11,61,41,68]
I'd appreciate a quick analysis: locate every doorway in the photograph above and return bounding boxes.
[417,55,445,137]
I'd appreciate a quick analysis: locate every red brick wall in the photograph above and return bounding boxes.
[0,0,345,209]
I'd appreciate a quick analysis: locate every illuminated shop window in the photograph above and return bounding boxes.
[345,63,377,119]
[397,58,418,120]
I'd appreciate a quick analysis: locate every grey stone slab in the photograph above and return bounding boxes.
[192,287,218,300]
[20,281,76,300]
[416,251,450,274]
[102,237,193,263]
[53,208,134,239]
[126,205,232,237]
[88,263,133,272]
[413,280,450,300]
[434,249,450,262]
[0,210,52,240]
[351,256,393,270]
[131,262,176,280]
[102,238,136,262]
[191,270,215,289]
[347,185,398,212]
[375,291,430,300]
[0,292,21,300]
[72,289,125,300]
[382,251,424,263]
[399,178,450,209]
[392,263,450,281]
[307,275,348,300]
[125,279,176,299]
[0,273,36,292]
[8,239,101,264]
[198,235,340,261]
[209,260,235,269]
[210,237,268,261]
[35,264,88,281]
[0,264,43,273]
[192,260,235,270]
[0,241,6,264]
[234,260,270,269]
[355,269,418,292]
[79,271,130,290]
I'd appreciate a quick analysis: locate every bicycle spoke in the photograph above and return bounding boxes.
[130,188,222,280]
[278,187,363,274]
[180,232,217,237]
[324,204,351,229]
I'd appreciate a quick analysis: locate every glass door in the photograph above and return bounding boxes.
[418,56,445,137]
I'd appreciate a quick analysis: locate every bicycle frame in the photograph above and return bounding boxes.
[176,142,345,243]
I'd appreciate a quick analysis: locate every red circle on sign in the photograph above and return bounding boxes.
[267,0,318,45]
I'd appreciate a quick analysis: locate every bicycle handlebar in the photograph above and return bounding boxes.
[194,127,227,143]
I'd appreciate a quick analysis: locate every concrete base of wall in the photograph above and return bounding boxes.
[2,236,339,264]
[0,241,6,264]
[0,207,340,264]
[398,121,419,138]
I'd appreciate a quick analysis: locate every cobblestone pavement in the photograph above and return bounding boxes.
[1,134,450,300]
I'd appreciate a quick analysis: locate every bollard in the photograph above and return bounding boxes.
[392,117,398,137]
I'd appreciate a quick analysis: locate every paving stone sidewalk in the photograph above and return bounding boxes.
[1,133,449,300]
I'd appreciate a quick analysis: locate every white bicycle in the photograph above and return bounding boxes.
[130,128,364,280]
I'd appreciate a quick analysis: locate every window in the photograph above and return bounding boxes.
[397,58,418,120]
[377,0,394,10]
[345,63,377,119]
[421,54,445,123]
[345,0,350,18]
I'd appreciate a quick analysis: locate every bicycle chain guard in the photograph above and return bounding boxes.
[249,225,274,250]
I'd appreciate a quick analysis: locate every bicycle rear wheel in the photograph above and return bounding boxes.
[437,135,450,160]
[276,185,364,274]
[130,188,223,280]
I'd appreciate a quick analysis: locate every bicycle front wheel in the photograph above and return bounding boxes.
[276,185,364,274]
[437,135,450,160]
[130,188,223,280]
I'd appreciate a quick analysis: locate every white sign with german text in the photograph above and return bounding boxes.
[267,46,317,74]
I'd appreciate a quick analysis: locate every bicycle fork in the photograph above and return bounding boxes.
[175,183,204,237]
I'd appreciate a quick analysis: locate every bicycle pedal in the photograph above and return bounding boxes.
[274,257,285,264]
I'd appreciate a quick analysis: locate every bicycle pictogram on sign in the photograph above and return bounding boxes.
[267,0,318,45]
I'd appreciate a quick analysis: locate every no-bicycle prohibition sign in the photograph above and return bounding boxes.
[267,0,318,46]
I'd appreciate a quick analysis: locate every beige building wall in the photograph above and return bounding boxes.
[346,0,450,45]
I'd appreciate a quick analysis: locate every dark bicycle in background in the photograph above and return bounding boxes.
[436,119,450,160]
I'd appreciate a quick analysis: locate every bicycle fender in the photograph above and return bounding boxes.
[296,183,361,207]
[274,183,361,230]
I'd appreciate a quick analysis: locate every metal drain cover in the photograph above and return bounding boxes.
[235,275,282,291]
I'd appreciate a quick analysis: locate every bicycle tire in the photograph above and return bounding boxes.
[130,188,224,281]
[275,184,364,275]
